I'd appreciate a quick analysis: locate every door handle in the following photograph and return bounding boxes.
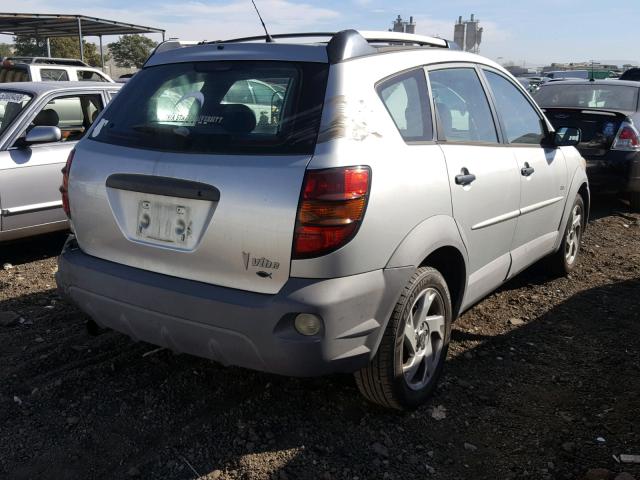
[455,167,476,186]
[521,163,535,177]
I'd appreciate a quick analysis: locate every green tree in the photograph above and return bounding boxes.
[13,36,104,66]
[0,43,13,58]
[108,34,157,69]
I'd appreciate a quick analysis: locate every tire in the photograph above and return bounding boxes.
[548,194,585,276]
[630,192,640,213]
[354,267,452,410]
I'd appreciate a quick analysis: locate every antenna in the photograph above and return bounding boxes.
[251,0,275,43]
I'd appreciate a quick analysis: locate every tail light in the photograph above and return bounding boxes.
[612,122,640,151]
[60,149,75,218]
[293,166,371,259]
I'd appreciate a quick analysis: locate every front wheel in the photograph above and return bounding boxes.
[547,194,585,276]
[355,267,452,410]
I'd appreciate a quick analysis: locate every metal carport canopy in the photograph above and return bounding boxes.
[0,12,166,65]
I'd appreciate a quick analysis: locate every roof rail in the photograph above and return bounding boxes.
[7,56,88,66]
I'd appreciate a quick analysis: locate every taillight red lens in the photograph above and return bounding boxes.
[612,123,640,151]
[60,149,75,218]
[293,166,370,258]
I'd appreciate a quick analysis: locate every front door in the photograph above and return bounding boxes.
[481,69,568,277]
[0,91,104,233]
[428,66,521,308]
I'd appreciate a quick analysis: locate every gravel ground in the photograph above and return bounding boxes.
[0,196,639,480]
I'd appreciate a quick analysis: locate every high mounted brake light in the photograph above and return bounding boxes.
[612,121,640,151]
[293,166,370,258]
[60,149,75,218]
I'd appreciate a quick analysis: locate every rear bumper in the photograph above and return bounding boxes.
[56,237,412,377]
[583,150,640,193]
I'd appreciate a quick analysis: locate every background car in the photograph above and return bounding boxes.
[534,80,640,210]
[0,81,120,241]
[0,57,113,83]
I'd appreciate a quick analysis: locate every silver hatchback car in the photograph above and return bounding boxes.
[56,31,589,409]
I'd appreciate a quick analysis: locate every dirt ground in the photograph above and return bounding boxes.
[1,196,639,480]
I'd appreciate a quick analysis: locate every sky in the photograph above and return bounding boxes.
[1,0,638,66]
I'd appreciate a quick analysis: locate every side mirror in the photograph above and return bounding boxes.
[554,127,581,146]
[24,125,62,145]
[542,127,581,147]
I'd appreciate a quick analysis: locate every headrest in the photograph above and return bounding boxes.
[33,109,59,127]
[221,104,256,134]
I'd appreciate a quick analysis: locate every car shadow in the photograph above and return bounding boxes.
[1,277,638,479]
[0,231,68,266]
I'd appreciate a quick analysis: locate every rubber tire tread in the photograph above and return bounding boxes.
[354,266,451,410]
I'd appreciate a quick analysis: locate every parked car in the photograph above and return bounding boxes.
[534,80,640,210]
[0,57,113,83]
[620,68,640,82]
[0,81,121,241]
[56,30,588,410]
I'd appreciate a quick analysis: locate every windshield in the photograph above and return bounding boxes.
[0,91,33,137]
[534,84,638,111]
[90,60,329,155]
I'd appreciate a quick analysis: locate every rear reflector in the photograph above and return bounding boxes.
[612,122,640,151]
[293,166,370,258]
[60,149,75,218]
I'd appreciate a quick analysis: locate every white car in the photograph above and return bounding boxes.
[0,57,113,83]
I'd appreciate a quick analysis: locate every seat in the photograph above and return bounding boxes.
[32,108,60,127]
[435,102,453,139]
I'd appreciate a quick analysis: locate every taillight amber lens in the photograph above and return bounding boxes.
[293,166,370,258]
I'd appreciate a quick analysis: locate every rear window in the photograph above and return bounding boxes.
[90,61,329,155]
[40,68,70,81]
[0,66,30,82]
[535,84,639,111]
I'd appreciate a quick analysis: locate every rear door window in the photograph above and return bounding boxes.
[90,61,329,155]
[77,70,107,82]
[377,69,432,142]
[40,68,69,81]
[484,70,545,145]
[429,68,498,143]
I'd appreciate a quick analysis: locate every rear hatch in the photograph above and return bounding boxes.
[69,58,328,294]
[542,107,629,157]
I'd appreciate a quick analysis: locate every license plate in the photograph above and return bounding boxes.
[136,199,191,244]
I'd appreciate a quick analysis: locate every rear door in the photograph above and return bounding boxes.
[70,60,329,294]
[0,90,105,231]
[428,65,520,307]
[481,68,568,277]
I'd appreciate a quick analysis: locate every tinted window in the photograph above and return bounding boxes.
[377,69,432,142]
[90,61,329,155]
[485,71,545,145]
[40,69,69,81]
[430,68,498,143]
[0,66,30,82]
[534,84,639,111]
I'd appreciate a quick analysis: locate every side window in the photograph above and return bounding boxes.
[429,68,498,143]
[484,71,545,145]
[377,69,432,142]
[40,69,69,81]
[27,94,104,143]
[77,70,106,82]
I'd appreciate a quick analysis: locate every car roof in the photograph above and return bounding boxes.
[0,81,122,95]
[539,79,640,88]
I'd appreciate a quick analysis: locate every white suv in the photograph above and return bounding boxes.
[0,57,113,83]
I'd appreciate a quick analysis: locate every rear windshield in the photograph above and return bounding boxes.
[90,61,329,155]
[535,84,639,111]
[0,90,32,136]
[0,66,31,83]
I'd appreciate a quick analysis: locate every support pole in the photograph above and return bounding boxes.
[162,31,165,42]
[46,37,51,57]
[77,17,84,62]
[99,35,104,69]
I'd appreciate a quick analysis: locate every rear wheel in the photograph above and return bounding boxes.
[355,267,452,410]
[548,194,585,276]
